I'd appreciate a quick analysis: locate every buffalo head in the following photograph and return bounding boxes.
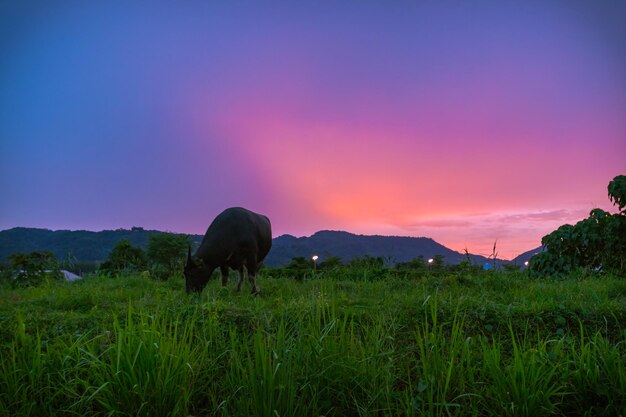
[184,247,209,293]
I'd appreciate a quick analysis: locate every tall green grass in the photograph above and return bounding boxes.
[404,296,477,417]
[1,272,625,416]
[92,304,199,416]
[480,328,566,417]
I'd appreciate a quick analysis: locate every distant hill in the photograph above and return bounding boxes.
[0,227,534,267]
[264,230,493,267]
[510,246,545,266]
[0,227,203,263]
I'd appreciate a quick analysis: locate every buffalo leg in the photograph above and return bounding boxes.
[247,256,260,294]
[236,268,245,292]
[220,266,229,287]
[248,273,259,295]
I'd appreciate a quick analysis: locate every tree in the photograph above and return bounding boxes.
[319,256,343,270]
[396,256,427,272]
[285,256,313,280]
[349,256,384,269]
[530,175,626,276]
[100,240,146,275]
[286,256,311,271]
[608,175,626,214]
[8,251,62,286]
[147,233,190,279]
[430,255,445,273]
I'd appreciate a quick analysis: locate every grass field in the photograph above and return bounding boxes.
[1,269,625,416]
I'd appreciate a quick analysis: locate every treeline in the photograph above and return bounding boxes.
[265,251,527,282]
[0,233,191,287]
[0,241,512,288]
[0,227,202,263]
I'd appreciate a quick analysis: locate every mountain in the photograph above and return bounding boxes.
[0,227,203,263]
[264,230,493,266]
[0,227,526,267]
[510,246,545,266]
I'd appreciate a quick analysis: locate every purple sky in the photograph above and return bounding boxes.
[1,1,625,259]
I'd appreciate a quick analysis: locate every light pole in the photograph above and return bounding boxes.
[428,258,434,271]
[312,255,319,270]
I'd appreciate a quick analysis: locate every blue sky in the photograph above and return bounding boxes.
[1,1,625,258]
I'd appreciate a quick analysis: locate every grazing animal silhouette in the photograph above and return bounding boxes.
[184,207,272,295]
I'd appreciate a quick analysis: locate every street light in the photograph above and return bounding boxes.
[312,255,319,270]
[524,261,529,267]
[428,258,433,271]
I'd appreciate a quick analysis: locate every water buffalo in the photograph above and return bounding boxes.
[184,207,272,294]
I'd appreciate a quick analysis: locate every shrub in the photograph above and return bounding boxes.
[7,251,62,287]
[99,240,146,275]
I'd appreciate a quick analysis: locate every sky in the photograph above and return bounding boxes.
[1,1,625,260]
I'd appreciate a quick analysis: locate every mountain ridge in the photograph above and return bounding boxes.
[0,227,538,267]
[268,230,492,266]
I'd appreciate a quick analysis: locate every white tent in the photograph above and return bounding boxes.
[61,270,81,282]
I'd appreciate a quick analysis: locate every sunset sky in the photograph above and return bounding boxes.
[1,1,625,260]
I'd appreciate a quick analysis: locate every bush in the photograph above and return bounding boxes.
[99,240,146,276]
[7,251,62,287]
